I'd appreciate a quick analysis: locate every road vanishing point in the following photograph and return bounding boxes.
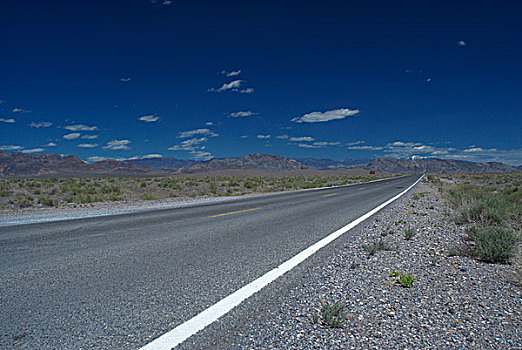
[0,175,422,349]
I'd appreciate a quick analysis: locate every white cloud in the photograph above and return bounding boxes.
[292,108,360,123]
[257,134,271,139]
[348,145,384,150]
[0,99,6,104]
[12,107,30,114]
[229,111,256,118]
[178,128,218,138]
[30,121,52,128]
[240,135,249,139]
[426,78,432,83]
[78,143,98,148]
[168,137,208,151]
[221,69,241,77]
[289,136,314,142]
[189,150,213,160]
[297,143,322,149]
[0,118,15,123]
[103,139,131,150]
[65,124,98,131]
[313,141,340,146]
[139,114,160,122]
[209,79,243,92]
[81,134,98,139]
[44,142,57,147]
[163,0,172,5]
[63,133,81,140]
[87,156,106,162]
[346,140,365,146]
[463,147,488,153]
[205,121,214,126]
[208,80,255,94]
[120,77,132,82]
[276,135,289,139]
[457,40,467,47]
[141,154,163,159]
[21,148,44,154]
[1,145,23,151]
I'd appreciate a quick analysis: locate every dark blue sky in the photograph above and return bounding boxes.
[1,0,521,164]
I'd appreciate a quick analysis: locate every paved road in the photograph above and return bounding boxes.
[0,175,421,349]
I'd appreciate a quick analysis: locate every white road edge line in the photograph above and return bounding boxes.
[140,174,424,350]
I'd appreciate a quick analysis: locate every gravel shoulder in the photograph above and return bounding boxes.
[224,178,521,349]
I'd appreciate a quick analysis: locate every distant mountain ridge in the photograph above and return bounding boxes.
[365,157,520,174]
[0,149,519,177]
[0,150,155,177]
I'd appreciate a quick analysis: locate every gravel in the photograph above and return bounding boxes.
[222,178,521,349]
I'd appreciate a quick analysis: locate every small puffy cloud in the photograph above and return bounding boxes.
[240,135,249,139]
[139,114,160,122]
[21,148,44,154]
[457,40,467,47]
[221,69,241,77]
[426,78,432,83]
[141,154,163,159]
[63,133,81,140]
[103,139,131,150]
[44,142,57,147]
[30,121,52,128]
[78,143,98,148]
[87,156,106,162]
[0,99,6,104]
[276,135,289,139]
[12,107,30,114]
[205,121,214,126]
[229,111,256,118]
[189,150,213,161]
[120,77,132,82]
[292,108,360,123]
[313,141,340,146]
[178,128,218,138]
[297,143,322,149]
[65,124,98,131]
[257,134,271,139]
[289,136,314,142]
[209,79,242,92]
[346,140,365,146]
[81,134,98,139]
[208,80,255,94]
[1,145,23,151]
[348,145,384,150]
[0,118,15,123]
[168,137,208,151]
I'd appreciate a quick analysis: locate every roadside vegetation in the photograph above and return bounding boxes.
[0,174,393,210]
[428,173,521,264]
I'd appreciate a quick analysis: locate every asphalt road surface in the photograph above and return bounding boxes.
[0,175,421,349]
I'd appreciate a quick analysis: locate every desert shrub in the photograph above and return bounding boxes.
[469,226,518,264]
[362,240,393,255]
[313,302,347,328]
[404,227,417,240]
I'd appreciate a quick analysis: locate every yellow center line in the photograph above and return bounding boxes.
[323,193,338,198]
[359,187,366,190]
[208,207,262,218]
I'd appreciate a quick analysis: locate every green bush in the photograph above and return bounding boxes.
[404,227,417,240]
[469,226,518,264]
[362,240,393,256]
[314,302,346,328]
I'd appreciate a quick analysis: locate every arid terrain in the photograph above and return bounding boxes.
[0,173,392,213]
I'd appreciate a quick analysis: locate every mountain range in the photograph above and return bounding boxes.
[0,149,519,178]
